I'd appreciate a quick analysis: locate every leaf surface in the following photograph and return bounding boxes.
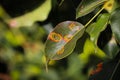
[103,36,120,58]
[76,0,107,18]
[110,7,120,44]
[45,21,85,60]
[79,39,106,64]
[86,13,110,43]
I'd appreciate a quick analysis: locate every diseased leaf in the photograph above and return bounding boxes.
[86,13,110,43]
[76,0,107,18]
[5,0,51,27]
[103,36,120,59]
[103,0,115,13]
[110,7,120,44]
[89,53,120,80]
[45,21,85,60]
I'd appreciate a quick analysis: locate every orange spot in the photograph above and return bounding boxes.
[97,62,103,67]
[68,22,76,30]
[90,62,103,76]
[48,32,62,42]
[57,47,64,55]
[68,22,80,31]
[63,34,73,42]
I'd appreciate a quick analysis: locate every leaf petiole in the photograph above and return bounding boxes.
[84,7,104,27]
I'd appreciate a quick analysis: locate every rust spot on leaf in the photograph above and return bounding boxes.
[63,34,73,42]
[68,22,80,31]
[57,47,64,55]
[68,22,76,30]
[90,62,103,76]
[48,32,62,42]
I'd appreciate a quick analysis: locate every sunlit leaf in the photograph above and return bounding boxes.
[86,13,110,43]
[103,36,120,58]
[103,0,114,13]
[45,21,85,60]
[76,0,107,18]
[110,7,120,44]
[79,39,106,64]
[6,0,51,27]
[103,0,119,13]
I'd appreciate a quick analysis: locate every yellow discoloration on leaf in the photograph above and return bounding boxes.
[57,47,64,55]
[103,0,114,12]
[63,34,73,42]
[68,22,76,30]
[48,32,62,42]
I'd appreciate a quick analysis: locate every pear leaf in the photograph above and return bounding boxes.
[86,13,110,43]
[45,21,85,60]
[79,39,106,64]
[76,0,107,18]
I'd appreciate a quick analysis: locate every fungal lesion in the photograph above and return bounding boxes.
[48,32,62,42]
[103,0,114,12]
[68,22,76,30]
[63,34,73,42]
[68,22,80,31]
[57,47,64,55]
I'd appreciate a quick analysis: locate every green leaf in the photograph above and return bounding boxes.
[76,0,107,18]
[45,21,85,60]
[110,7,120,44]
[79,39,106,64]
[86,13,110,43]
[74,32,90,54]
[6,0,51,27]
[5,30,25,46]
[103,36,120,59]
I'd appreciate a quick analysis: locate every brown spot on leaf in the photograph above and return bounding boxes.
[48,32,62,42]
[68,22,76,30]
[68,22,80,31]
[90,62,103,76]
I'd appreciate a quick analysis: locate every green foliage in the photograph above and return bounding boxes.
[45,0,120,79]
[1,0,52,27]
[76,0,108,18]
[0,0,120,80]
[79,39,106,64]
[86,13,110,43]
[103,37,120,58]
[110,7,120,43]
